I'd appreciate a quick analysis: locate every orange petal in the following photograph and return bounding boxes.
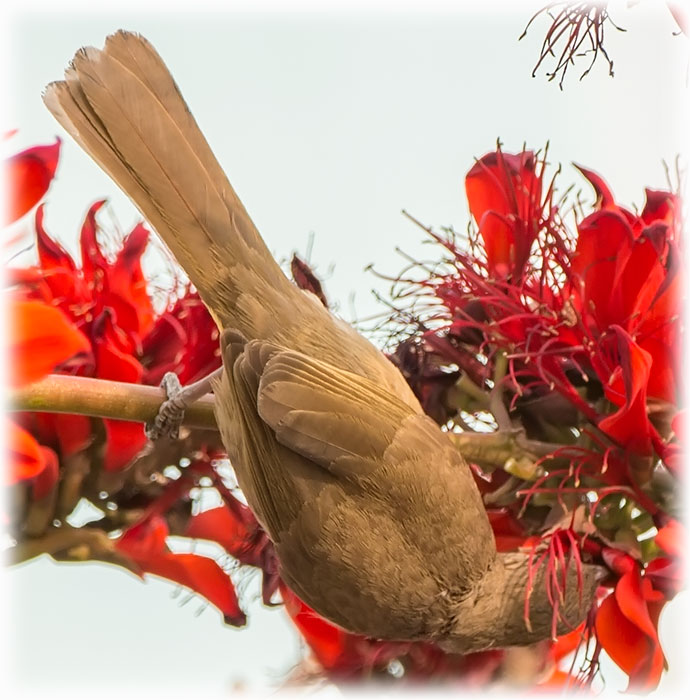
[8,299,90,387]
[596,592,651,676]
[655,520,684,558]
[5,419,46,484]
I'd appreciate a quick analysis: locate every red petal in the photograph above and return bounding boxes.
[615,569,658,640]
[465,150,541,278]
[476,211,514,278]
[8,299,90,387]
[280,582,349,670]
[573,163,615,209]
[617,230,667,332]
[4,139,61,224]
[638,270,680,403]
[5,419,46,484]
[142,293,221,385]
[27,408,94,459]
[117,515,169,559]
[79,200,108,282]
[111,223,154,336]
[148,552,246,626]
[102,420,147,472]
[92,311,138,361]
[655,520,684,558]
[117,516,246,625]
[78,205,155,340]
[596,592,651,676]
[54,414,93,457]
[487,508,525,536]
[641,189,679,228]
[93,311,146,471]
[571,211,634,331]
[549,623,585,663]
[35,205,76,273]
[601,547,636,576]
[34,206,84,303]
[626,600,666,691]
[596,328,653,453]
[645,557,682,599]
[141,311,187,385]
[185,504,258,562]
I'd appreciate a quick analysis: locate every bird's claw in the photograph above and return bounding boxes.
[145,372,186,440]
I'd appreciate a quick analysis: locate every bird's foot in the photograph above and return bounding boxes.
[145,372,187,440]
[145,366,224,440]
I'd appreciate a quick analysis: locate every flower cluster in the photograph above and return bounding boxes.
[6,138,267,625]
[385,144,683,691]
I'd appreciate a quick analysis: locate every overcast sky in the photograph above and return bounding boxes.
[3,0,689,698]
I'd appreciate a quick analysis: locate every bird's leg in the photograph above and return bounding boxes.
[145,368,223,440]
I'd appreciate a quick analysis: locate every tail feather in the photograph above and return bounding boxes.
[44,31,423,406]
[102,31,262,254]
[43,31,287,328]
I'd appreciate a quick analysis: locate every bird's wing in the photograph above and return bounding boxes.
[256,346,416,477]
[216,330,416,531]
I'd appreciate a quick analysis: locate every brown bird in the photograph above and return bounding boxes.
[44,30,599,653]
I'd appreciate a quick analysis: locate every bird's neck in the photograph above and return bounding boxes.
[438,552,600,654]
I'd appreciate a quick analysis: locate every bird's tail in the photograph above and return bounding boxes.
[43,30,289,330]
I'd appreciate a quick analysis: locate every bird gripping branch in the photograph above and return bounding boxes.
[44,30,599,652]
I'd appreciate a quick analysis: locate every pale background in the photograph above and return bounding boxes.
[1,0,688,697]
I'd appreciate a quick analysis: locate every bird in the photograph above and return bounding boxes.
[43,30,600,653]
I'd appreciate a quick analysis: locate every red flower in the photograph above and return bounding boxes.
[5,298,90,490]
[392,148,682,691]
[465,148,545,279]
[593,326,655,455]
[13,202,222,471]
[595,553,667,693]
[572,169,681,404]
[116,514,246,626]
[14,206,155,471]
[3,139,61,225]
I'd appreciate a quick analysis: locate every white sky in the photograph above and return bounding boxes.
[2,0,689,698]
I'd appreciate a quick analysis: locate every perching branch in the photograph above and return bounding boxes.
[9,374,217,430]
[9,374,563,477]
